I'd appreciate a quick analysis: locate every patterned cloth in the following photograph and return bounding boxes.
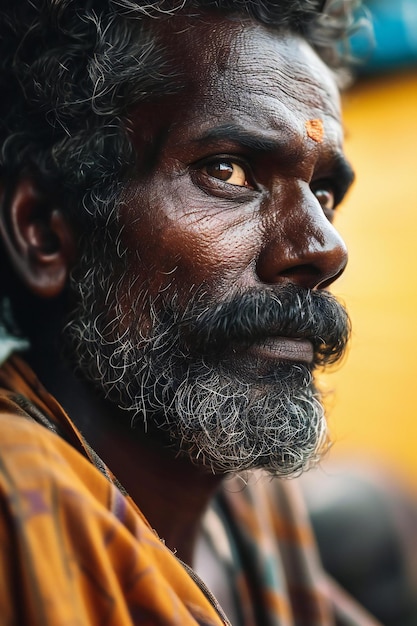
[0,355,381,625]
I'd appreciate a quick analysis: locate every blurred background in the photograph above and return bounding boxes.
[320,0,417,486]
[304,2,417,622]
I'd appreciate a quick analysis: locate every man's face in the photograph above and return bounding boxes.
[67,14,353,476]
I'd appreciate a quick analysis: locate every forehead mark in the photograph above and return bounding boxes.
[305,119,324,143]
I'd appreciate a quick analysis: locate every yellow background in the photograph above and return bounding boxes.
[322,70,417,483]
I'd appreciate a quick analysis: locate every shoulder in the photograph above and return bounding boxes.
[0,399,120,578]
[0,395,227,626]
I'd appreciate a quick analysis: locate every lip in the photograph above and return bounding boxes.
[251,337,314,364]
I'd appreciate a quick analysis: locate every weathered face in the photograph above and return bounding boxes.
[121,15,353,322]
[67,14,352,476]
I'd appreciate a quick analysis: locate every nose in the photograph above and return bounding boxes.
[255,185,348,290]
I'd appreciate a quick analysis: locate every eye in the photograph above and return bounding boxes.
[203,160,254,189]
[313,186,336,214]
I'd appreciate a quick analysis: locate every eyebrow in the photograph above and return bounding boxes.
[192,122,355,192]
[192,123,286,154]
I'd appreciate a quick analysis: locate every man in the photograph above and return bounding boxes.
[0,1,379,624]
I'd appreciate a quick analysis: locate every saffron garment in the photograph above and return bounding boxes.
[0,355,379,625]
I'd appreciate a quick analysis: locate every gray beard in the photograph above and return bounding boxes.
[65,256,328,477]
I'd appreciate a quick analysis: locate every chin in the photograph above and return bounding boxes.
[64,266,341,478]
[126,357,329,478]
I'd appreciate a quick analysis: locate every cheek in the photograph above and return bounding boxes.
[119,185,261,303]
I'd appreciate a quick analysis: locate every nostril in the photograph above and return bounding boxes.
[278,264,323,289]
[255,237,348,290]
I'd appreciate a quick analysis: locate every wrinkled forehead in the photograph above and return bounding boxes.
[156,12,341,126]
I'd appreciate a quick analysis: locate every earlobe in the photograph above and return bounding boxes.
[0,178,77,298]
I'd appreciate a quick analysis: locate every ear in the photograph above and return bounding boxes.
[0,178,77,298]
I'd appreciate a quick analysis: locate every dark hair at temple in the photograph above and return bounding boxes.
[0,0,361,230]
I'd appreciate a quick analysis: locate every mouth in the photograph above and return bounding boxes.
[249,337,314,364]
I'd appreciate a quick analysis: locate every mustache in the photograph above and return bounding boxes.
[179,284,351,367]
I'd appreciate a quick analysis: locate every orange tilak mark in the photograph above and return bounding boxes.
[305,119,324,143]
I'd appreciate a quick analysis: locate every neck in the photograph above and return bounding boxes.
[92,420,223,565]
[25,332,223,566]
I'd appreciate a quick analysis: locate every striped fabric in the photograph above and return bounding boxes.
[0,355,381,625]
[204,479,382,625]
